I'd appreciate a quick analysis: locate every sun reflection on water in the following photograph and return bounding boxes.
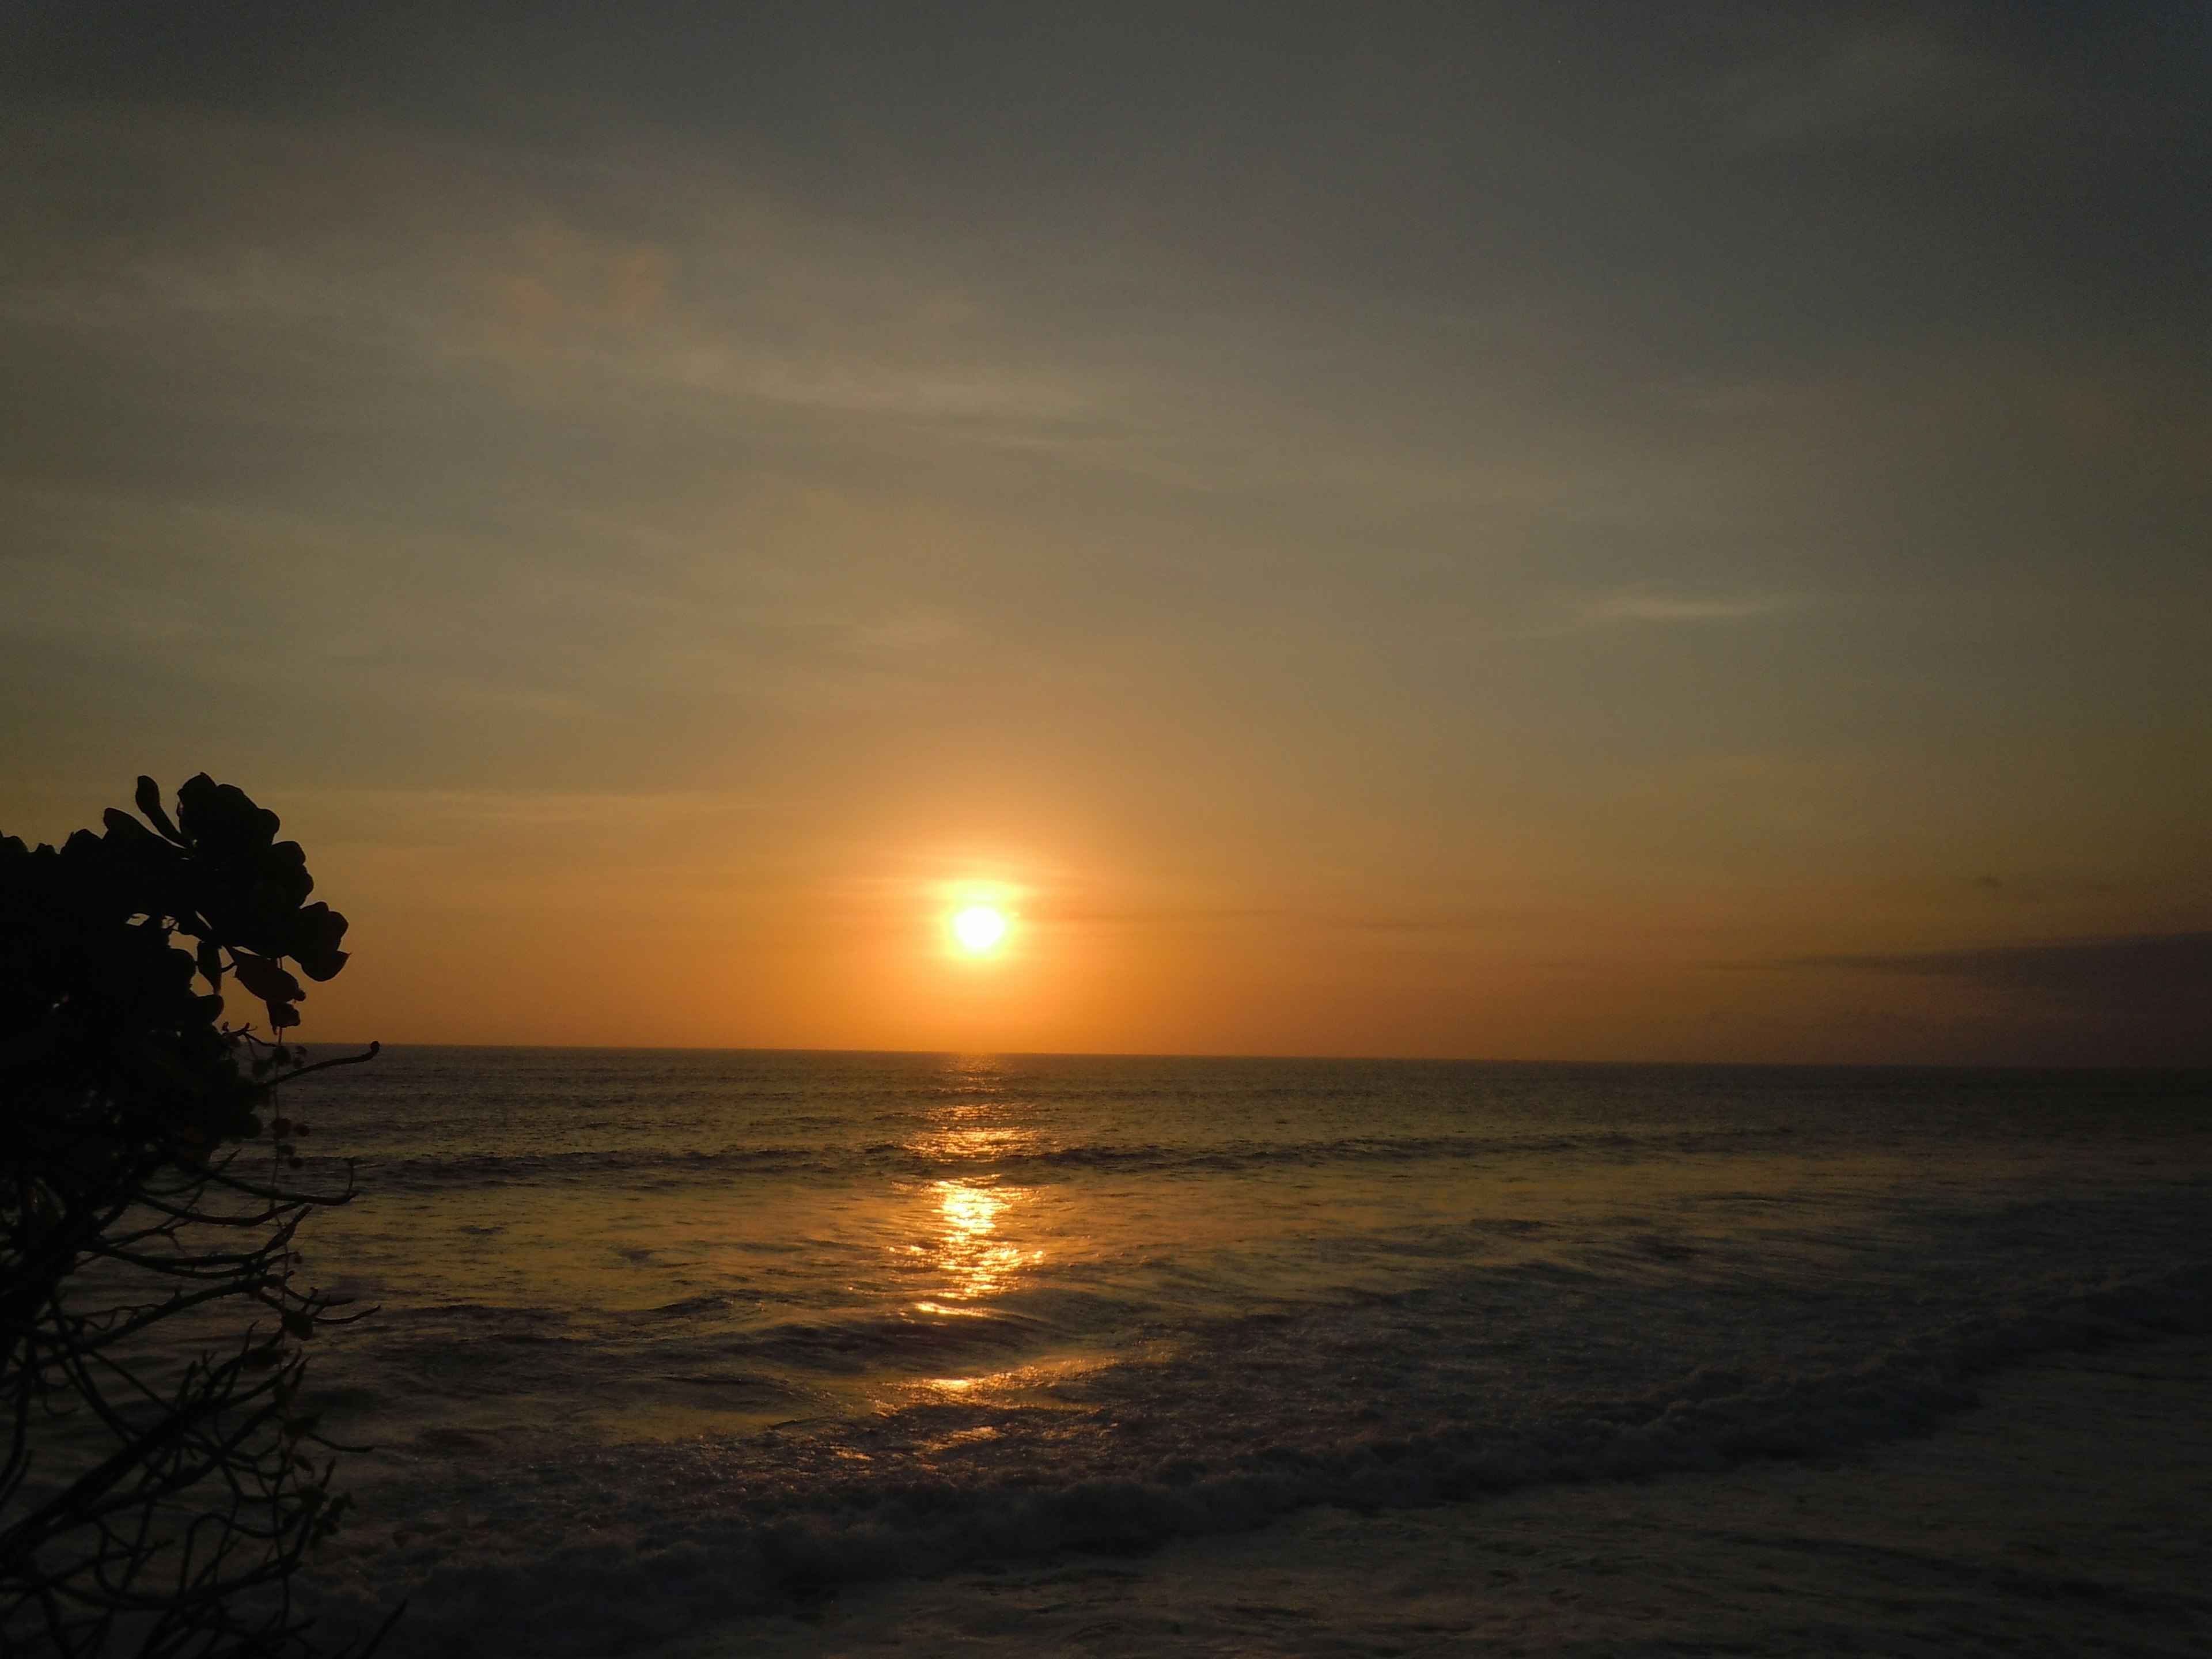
[900,1067,1043,1356]
[880,1060,1059,1404]
[925,1177,1030,1302]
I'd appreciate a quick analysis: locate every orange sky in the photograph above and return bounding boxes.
[3,7,2208,1065]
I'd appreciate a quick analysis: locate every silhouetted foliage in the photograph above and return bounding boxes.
[0,776,390,1657]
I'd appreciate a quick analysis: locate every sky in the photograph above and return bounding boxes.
[2,1,2207,1064]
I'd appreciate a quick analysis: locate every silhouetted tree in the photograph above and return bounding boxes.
[0,776,391,1657]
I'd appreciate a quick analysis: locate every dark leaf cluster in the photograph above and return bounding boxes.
[1,777,392,1658]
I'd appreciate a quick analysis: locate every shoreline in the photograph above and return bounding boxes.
[734,1334,2212,1657]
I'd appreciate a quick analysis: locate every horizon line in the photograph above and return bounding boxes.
[285,1040,2212,1077]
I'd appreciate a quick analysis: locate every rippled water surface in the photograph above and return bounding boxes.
[279,1048,2211,1655]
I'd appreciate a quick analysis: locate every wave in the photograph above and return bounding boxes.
[350,1122,1805,1194]
[303,1257,2211,1658]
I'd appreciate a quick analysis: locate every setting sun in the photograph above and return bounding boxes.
[951,906,1009,953]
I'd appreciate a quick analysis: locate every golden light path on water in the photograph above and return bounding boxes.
[902,1085,1044,1394]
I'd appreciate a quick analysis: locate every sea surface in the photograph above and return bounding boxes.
[273,1048,2211,1655]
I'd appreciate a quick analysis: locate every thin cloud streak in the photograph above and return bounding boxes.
[1544,589,1802,634]
[1801,933,2212,1004]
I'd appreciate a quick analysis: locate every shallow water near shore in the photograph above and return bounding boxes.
[275,1048,2211,1656]
[744,1333,2212,1657]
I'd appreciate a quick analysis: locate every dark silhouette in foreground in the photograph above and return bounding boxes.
[1,776,391,1657]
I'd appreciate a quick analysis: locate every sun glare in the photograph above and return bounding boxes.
[951,906,1009,953]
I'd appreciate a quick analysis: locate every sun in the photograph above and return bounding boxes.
[950,905,1009,953]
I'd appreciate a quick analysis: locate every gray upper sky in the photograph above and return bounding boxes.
[3,2,2207,1061]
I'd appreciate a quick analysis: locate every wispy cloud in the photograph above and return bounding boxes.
[1722,20,2044,149]
[1801,933,2212,1004]
[1544,588,1799,634]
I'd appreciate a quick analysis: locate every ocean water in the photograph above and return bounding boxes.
[273,1048,2211,1655]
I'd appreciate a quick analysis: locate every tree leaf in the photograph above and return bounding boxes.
[135,775,186,844]
[232,952,304,1006]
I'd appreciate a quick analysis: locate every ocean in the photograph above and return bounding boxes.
[278,1048,2211,1655]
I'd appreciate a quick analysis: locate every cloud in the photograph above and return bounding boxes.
[1805,933,2212,1006]
[1547,589,1798,633]
[1787,932,2212,1065]
[1722,20,2044,149]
